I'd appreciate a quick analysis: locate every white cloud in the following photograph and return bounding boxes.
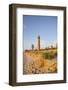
[40,40,46,48]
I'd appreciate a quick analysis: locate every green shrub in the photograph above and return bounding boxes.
[54,51,57,57]
[42,52,56,60]
[42,52,50,59]
[55,51,57,56]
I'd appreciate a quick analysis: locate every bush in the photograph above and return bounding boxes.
[54,51,57,57]
[42,52,56,60]
[42,52,50,59]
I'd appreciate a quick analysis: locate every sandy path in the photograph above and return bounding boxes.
[23,53,33,64]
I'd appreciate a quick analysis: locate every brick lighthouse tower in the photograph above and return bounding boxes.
[38,33,40,50]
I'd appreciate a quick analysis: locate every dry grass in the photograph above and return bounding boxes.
[23,49,57,74]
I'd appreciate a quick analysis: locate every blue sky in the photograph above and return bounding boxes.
[23,15,57,50]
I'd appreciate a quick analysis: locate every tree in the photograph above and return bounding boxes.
[32,44,34,50]
[51,45,53,48]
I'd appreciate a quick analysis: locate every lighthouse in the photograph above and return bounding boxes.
[38,33,40,50]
